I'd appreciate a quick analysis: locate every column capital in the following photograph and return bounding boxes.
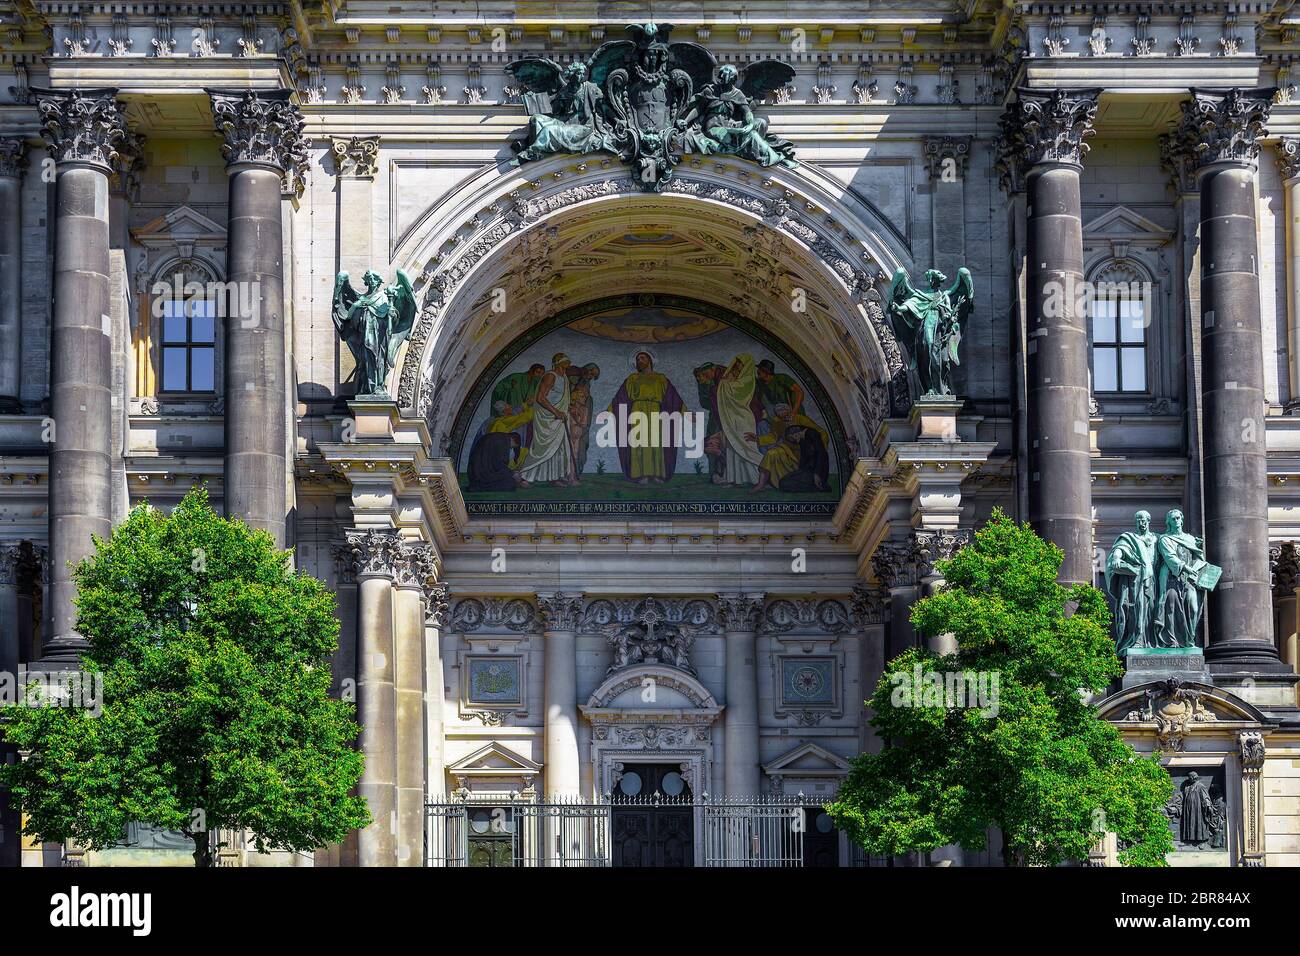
[1270,541,1300,598]
[1172,88,1275,172]
[33,87,128,171]
[393,539,438,590]
[996,87,1100,188]
[341,528,403,580]
[1278,136,1300,183]
[921,135,972,182]
[208,88,307,176]
[423,583,450,627]
[0,542,24,586]
[913,528,973,578]
[536,591,583,631]
[330,135,380,179]
[0,138,28,178]
[110,128,147,198]
[717,592,765,632]
[849,584,887,628]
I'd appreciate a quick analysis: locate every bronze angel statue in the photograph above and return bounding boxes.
[332,268,417,397]
[886,267,975,399]
[506,22,796,189]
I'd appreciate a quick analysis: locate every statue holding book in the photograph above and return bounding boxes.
[1105,508,1221,653]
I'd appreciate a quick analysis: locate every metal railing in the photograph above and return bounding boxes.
[425,792,811,867]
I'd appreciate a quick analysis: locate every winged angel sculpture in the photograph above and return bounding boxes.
[506,22,796,189]
[332,268,417,397]
[886,267,975,399]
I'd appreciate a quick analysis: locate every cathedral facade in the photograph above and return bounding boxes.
[1,0,1299,867]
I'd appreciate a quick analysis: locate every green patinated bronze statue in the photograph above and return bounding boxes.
[332,268,417,398]
[1105,508,1221,654]
[886,267,975,398]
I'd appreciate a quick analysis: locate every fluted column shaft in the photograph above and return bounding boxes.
[1001,89,1100,585]
[209,90,303,547]
[36,89,128,662]
[0,139,26,413]
[720,593,763,798]
[538,592,581,798]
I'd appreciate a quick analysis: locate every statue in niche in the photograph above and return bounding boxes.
[1105,509,1220,653]
[506,22,796,190]
[331,268,417,397]
[1105,510,1159,656]
[885,267,975,398]
[1163,771,1227,851]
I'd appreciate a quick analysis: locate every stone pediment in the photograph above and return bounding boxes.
[445,742,542,789]
[1096,679,1272,753]
[1082,205,1171,243]
[132,205,227,244]
[583,664,720,715]
[763,742,851,778]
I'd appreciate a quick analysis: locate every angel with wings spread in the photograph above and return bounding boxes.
[677,62,797,167]
[506,59,613,162]
[886,267,975,398]
[332,268,417,397]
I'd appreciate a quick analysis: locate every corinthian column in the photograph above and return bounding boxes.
[999,89,1100,584]
[392,541,435,867]
[719,592,764,797]
[342,529,401,866]
[35,89,128,663]
[1279,139,1300,413]
[1172,90,1286,672]
[0,138,28,414]
[537,592,582,798]
[208,90,305,548]
[423,584,449,802]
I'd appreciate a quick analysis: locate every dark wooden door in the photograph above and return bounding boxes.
[611,763,693,867]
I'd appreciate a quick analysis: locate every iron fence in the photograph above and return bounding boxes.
[425,792,811,867]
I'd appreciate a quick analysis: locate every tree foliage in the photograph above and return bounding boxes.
[0,488,368,866]
[826,510,1173,866]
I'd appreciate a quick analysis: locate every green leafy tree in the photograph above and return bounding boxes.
[827,510,1173,866]
[0,487,368,866]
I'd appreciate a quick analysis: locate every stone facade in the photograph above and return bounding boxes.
[0,1,1299,867]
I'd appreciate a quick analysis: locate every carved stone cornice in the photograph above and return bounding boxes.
[1171,88,1275,171]
[424,583,450,627]
[34,87,128,170]
[536,591,583,631]
[996,87,1100,187]
[0,138,28,179]
[450,596,536,632]
[1270,541,1300,597]
[209,89,307,175]
[340,529,403,580]
[921,135,973,182]
[717,592,765,632]
[393,540,438,590]
[330,134,380,179]
[1278,136,1300,183]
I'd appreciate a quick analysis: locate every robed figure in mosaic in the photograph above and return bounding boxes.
[332,268,417,397]
[886,267,975,398]
[608,350,687,484]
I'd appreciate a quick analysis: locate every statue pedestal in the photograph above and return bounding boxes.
[1122,648,1212,689]
[908,396,963,442]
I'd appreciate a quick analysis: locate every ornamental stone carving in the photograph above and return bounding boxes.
[0,543,23,586]
[922,135,972,181]
[0,138,27,178]
[850,584,887,627]
[1170,88,1274,171]
[393,540,438,589]
[1123,678,1218,752]
[872,538,923,590]
[1270,541,1300,598]
[913,529,973,571]
[581,596,717,675]
[717,592,764,632]
[331,135,380,179]
[1239,731,1266,866]
[1279,137,1300,182]
[424,584,450,627]
[761,598,852,635]
[209,89,308,176]
[996,87,1099,184]
[536,591,584,630]
[449,596,536,632]
[35,88,129,170]
[339,529,403,579]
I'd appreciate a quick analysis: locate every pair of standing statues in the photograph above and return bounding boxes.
[1105,510,1222,654]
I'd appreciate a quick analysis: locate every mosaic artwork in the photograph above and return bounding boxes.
[451,295,847,516]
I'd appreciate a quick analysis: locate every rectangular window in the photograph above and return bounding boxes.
[1090,290,1147,393]
[159,298,217,393]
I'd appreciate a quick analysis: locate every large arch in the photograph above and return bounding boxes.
[389,154,918,460]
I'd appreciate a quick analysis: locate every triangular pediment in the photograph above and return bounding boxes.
[446,741,541,776]
[763,742,851,776]
[132,205,227,244]
[1083,205,1171,242]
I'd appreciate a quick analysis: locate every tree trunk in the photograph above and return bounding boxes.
[192,830,212,868]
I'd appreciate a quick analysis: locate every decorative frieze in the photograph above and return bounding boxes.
[449,596,536,632]
[331,135,380,179]
[36,88,129,170]
[1170,88,1273,171]
[210,89,308,181]
[760,598,852,635]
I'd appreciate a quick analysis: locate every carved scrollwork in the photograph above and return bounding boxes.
[331,135,380,179]
[393,540,438,590]
[761,598,852,635]
[209,89,308,178]
[536,591,584,631]
[340,529,404,579]
[996,87,1100,188]
[449,596,536,632]
[1170,88,1274,171]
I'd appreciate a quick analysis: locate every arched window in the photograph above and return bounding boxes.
[1088,263,1151,394]
[151,258,218,395]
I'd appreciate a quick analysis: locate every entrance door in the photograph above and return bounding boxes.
[611,763,693,867]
